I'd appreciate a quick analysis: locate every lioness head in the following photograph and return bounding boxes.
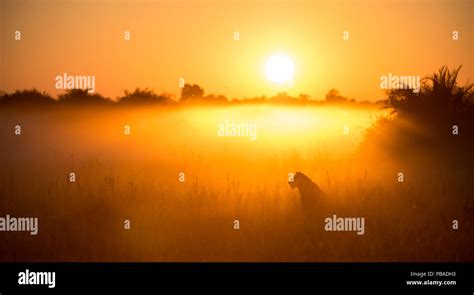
[288,171,307,189]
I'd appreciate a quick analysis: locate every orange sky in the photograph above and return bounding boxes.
[1,0,472,101]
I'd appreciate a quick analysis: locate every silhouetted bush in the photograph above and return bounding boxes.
[268,92,298,104]
[360,66,474,167]
[387,66,474,126]
[203,94,228,104]
[118,88,172,105]
[57,89,112,105]
[0,89,55,105]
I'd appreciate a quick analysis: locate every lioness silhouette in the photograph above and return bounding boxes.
[288,171,326,217]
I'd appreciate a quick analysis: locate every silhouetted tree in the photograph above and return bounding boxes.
[180,84,204,101]
[325,89,348,103]
[299,94,310,103]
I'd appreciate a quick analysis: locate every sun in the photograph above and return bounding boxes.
[264,53,295,84]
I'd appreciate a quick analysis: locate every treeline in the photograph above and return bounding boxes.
[0,84,379,107]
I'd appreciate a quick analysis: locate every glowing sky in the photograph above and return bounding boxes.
[1,0,472,100]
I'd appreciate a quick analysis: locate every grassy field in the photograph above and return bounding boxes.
[0,105,471,261]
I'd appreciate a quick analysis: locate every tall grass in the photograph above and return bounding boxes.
[0,105,472,262]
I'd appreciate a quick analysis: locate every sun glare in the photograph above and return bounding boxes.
[264,53,295,84]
